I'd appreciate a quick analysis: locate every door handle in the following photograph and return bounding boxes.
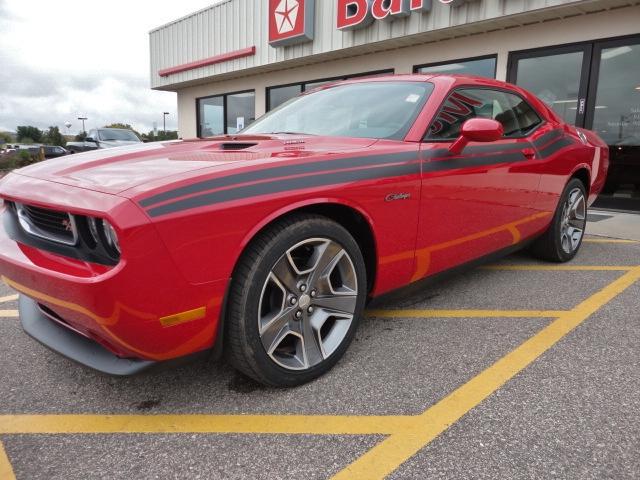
[522,148,536,160]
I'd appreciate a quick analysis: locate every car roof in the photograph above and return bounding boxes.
[337,73,517,90]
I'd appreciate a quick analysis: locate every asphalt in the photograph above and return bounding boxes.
[0,236,639,479]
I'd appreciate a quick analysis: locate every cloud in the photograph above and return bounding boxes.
[0,0,219,136]
[0,57,177,135]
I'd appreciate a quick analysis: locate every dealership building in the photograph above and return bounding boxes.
[150,0,640,204]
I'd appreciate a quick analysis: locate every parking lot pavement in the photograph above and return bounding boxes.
[1,236,639,479]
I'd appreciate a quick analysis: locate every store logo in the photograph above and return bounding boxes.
[269,0,315,47]
[337,0,476,31]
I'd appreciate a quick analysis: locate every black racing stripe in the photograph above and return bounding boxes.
[533,129,563,148]
[423,152,525,173]
[148,162,419,218]
[139,151,418,208]
[538,137,575,158]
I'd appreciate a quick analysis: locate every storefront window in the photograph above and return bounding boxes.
[266,70,394,111]
[268,85,303,110]
[592,41,640,200]
[512,51,585,125]
[226,92,256,134]
[415,56,496,79]
[197,91,255,137]
[197,96,224,137]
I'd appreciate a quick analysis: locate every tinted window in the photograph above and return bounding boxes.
[245,81,434,140]
[269,85,302,110]
[427,89,541,140]
[198,96,224,137]
[416,57,496,79]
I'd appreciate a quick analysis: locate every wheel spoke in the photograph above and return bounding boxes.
[260,309,292,354]
[308,241,345,287]
[297,317,325,367]
[312,294,357,315]
[271,255,300,294]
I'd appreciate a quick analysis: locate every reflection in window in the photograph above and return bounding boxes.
[416,57,496,79]
[266,70,394,111]
[592,43,640,147]
[198,96,224,137]
[268,85,302,110]
[514,52,584,125]
[197,91,255,137]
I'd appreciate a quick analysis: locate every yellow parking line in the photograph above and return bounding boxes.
[0,441,15,480]
[482,265,635,272]
[332,265,640,480]
[368,309,567,318]
[0,295,18,304]
[583,238,638,244]
[0,310,17,318]
[0,414,410,436]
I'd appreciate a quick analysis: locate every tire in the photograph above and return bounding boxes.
[225,214,367,387]
[530,178,587,262]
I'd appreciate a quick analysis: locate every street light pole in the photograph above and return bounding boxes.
[77,117,88,135]
[163,112,169,136]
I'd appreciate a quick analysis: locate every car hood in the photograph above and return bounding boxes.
[11,135,379,195]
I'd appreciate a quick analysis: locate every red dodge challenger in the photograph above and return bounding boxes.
[0,75,608,386]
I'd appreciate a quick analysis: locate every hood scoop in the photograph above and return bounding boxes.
[219,142,258,151]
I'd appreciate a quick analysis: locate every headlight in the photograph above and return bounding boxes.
[86,217,120,258]
[102,220,120,255]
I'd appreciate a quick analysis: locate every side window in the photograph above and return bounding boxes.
[427,89,542,140]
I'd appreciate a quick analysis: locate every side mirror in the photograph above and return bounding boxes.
[449,118,504,155]
[85,137,96,143]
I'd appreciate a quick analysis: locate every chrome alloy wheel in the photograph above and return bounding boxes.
[560,187,586,254]
[257,238,358,371]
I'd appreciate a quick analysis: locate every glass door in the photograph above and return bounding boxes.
[507,44,592,127]
[586,37,640,203]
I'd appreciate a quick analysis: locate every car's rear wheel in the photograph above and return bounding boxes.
[531,178,587,262]
[225,214,367,387]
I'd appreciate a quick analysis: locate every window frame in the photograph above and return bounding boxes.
[413,54,498,78]
[196,89,256,138]
[423,85,545,143]
[265,69,395,111]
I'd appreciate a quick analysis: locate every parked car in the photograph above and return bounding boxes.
[43,146,70,159]
[0,75,608,386]
[66,128,142,153]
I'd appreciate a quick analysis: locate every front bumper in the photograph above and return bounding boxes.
[0,173,229,364]
[20,295,156,375]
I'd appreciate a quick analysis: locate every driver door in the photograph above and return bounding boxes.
[413,87,545,280]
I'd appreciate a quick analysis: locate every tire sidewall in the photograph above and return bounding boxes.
[232,217,367,387]
[551,179,587,262]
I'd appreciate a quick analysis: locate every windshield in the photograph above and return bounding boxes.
[98,129,140,142]
[244,81,434,140]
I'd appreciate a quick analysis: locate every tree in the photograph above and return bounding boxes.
[16,126,43,144]
[0,132,13,144]
[74,131,88,142]
[142,130,179,142]
[43,126,66,147]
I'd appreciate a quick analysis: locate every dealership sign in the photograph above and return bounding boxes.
[337,0,476,30]
[269,0,476,47]
[269,0,315,47]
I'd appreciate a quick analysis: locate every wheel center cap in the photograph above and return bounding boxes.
[298,294,311,309]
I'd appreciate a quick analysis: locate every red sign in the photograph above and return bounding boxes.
[337,0,475,30]
[269,0,315,47]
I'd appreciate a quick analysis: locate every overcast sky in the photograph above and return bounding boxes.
[0,0,219,135]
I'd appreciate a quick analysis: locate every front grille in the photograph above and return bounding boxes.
[16,203,78,246]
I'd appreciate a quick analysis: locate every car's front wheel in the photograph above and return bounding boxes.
[225,214,367,387]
